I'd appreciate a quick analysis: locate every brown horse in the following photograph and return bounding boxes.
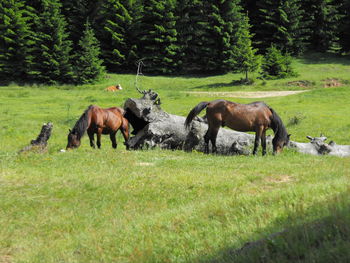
[66,105,129,150]
[185,100,290,155]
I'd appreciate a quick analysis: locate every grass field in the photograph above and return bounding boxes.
[1,53,350,262]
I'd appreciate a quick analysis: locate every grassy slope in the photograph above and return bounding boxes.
[0,53,349,262]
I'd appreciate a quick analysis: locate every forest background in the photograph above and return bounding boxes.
[1,0,350,84]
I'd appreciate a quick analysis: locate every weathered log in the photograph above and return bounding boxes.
[123,93,350,157]
[19,122,53,153]
[289,135,350,157]
[124,92,268,155]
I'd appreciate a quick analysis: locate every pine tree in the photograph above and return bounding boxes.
[97,0,136,71]
[256,0,307,55]
[74,21,105,84]
[188,1,221,73]
[232,15,261,82]
[255,0,279,52]
[337,0,350,53]
[174,0,190,72]
[61,0,104,49]
[261,45,297,79]
[123,0,143,70]
[217,0,246,73]
[175,0,243,74]
[0,0,33,82]
[175,0,208,73]
[301,0,340,52]
[175,0,220,73]
[28,0,74,84]
[242,0,262,51]
[62,0,140,72]
[136,0,179,74]
[277,0,308,55]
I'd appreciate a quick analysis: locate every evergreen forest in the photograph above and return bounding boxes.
[1,0,350,84]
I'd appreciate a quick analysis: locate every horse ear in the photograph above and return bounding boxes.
[288,134,291,138]
[69,129,72,133]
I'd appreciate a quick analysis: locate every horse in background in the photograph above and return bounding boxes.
[105,84,123,92]
[66,105,129,150]
[185,100,290,155]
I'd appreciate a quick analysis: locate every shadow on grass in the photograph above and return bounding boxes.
[190,79,255,90]
[298,52,350,66]
[194,190,350,263]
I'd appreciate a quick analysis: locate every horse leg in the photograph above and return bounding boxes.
[253,126,265,155]
[261,130,267,156]
[110,132,117,149]
[120,126,130,150]
[210,126,220,154]
[204,129,211,154]
[96,128,103,149]
[253,130,261,155]
[204,121,220,154]
[87,130,95,148]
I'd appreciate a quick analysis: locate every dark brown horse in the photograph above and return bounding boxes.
[66,105,129,150]
[185,100,290,155]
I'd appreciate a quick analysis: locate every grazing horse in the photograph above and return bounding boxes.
[184,100,290,155]
[66,105,129,150]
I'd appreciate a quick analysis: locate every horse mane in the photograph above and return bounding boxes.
[71,105,93,139]
[269,106,288,142]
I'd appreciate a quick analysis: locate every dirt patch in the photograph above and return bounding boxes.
[185,90,309,98]
[265,175,293,184]
[323,78,343,88]
[137,162,154,166]
[287,80,313,88]
[0,254,12,263]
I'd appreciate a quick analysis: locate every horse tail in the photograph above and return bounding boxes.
[269,106,287,138]
[72,105,93,138]
[185,102,209,129]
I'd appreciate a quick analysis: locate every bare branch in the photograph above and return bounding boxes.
[134,60,146,95]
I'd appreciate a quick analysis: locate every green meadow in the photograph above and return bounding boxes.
[1,54,350,262]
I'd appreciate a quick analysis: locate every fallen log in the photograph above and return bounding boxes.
[123,92,350,157]
[289,135,350,157]
[124,91,267,155]
[19,122,53,153]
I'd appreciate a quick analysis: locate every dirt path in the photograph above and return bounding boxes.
[185,90,309,98]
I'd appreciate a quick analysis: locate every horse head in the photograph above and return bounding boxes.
[66,129,81,149]
[273,134,291,154]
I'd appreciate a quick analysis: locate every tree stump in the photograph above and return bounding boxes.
[19,122,53,153]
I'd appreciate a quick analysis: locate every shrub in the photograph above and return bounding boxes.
[260,45,297,79]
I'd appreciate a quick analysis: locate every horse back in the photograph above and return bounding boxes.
[86,106,120,130]
[207,100,272,131]
[104,107,125,130]
[105,107,125,120]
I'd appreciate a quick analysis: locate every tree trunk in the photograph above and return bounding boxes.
[123,92,350,157]
[19,122,53,153]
